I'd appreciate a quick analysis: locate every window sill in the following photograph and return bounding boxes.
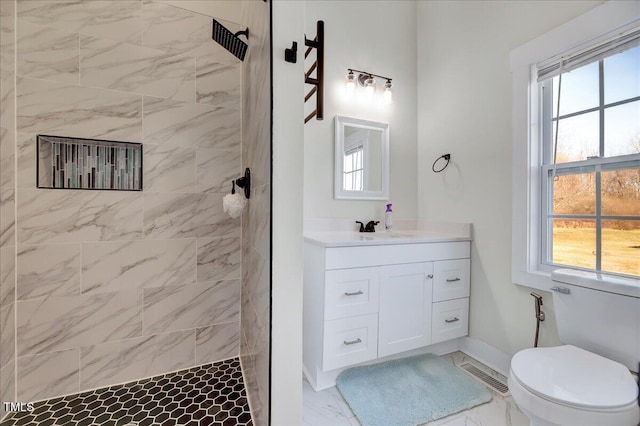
[513,266,640,298]
[513,268,554,293]
[551,269,640,298]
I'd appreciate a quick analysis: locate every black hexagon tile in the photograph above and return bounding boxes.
[0,358,253,426]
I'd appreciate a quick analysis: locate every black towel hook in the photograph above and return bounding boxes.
[432,153,451,173]
[235,168,251,199]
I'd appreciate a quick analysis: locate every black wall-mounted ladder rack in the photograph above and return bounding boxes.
[304,20,324,124]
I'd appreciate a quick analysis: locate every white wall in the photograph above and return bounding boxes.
[272,1,305,425]
[303,1,418,222]
[416,0,603,356]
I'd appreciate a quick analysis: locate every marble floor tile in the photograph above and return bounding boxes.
[435,415,479,426]
[303,351,527,426]
[303,378,357,426]
[464,393,528,426]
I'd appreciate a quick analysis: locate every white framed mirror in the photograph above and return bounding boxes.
[334,115,389,200]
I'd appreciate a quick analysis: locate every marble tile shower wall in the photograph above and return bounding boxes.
[0,0,17,418]
[239,2,271,426]
[6,0,245,405]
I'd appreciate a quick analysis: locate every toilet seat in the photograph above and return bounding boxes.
[510,345,638,409]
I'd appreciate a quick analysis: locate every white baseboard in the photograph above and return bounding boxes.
[459,336,512,377]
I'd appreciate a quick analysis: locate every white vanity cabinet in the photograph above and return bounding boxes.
[303,238,471,390]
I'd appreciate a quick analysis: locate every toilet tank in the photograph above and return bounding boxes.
[551,269,640,373]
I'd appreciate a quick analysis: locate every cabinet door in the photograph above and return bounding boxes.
[378,262,433,358]
[325,267,379,320]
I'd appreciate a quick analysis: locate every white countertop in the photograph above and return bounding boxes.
[304,230,471,247]
[303,219,472,247]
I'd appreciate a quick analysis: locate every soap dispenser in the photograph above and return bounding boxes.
[385,203,393,232]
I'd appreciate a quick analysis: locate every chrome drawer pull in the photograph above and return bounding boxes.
[550,286,570,294]
[344,290,364,296]
[343,338,362,345]
[445,317,459,323]
[446,278,461,282]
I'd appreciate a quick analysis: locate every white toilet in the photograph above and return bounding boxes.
[508,270,640,426]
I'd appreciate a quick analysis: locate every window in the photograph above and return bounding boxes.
[539,46,640,277]
[343,145,364,191]
[510,2,640,290]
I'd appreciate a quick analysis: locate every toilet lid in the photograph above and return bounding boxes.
[510,345,639,409]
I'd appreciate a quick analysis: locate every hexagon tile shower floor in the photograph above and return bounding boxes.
[0,358,253,426]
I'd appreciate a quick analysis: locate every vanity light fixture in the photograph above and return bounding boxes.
[383,79,393,104]
[344,69,393,103]
[363,75,376,98]
[345,70,357,95]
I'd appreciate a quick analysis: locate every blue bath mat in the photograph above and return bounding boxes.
[336,354,492,426]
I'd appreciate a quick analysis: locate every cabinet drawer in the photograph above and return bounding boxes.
[433,259,470,302]
[431,298,469,344]
[325,268,379,320]
[322,314,378,371]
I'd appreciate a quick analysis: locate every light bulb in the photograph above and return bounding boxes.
[364,76,375,98]
[383,80,393,104]
[345,71,356,96]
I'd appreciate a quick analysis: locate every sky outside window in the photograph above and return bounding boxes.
[553,46,640,161]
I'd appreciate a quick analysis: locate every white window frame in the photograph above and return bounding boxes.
[343,144,365,191]
[510,1,640,292]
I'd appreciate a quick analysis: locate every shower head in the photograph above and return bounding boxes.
[211,19,248,62]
